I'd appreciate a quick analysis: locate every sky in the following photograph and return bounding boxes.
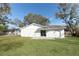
[8,3,65,29]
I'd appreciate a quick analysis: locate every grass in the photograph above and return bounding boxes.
[0,36,79,56]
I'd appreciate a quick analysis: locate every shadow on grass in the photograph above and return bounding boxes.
[0,41,24,52]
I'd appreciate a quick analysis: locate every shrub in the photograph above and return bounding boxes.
[75,28,79,37]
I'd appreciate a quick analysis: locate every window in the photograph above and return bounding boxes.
[40,30,46,36]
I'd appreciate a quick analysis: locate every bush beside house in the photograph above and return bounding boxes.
[75,28,79,37]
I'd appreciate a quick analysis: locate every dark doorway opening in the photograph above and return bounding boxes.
[40,30,46,36]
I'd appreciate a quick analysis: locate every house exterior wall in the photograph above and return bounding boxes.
[21,24,41,37]
[60,30,64,38]
[34,30,64,38]
[21,24,65,38]
[46,30,60,38]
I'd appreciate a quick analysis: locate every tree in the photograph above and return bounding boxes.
[11,18,24,28]
[0,24,7,31]
[0,3,10,15]
[55,3,79,36]
[24,13,49,25]
[0,3,11,32]
[75,27,79,37]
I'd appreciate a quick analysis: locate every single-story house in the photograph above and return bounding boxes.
[20,23,65,39]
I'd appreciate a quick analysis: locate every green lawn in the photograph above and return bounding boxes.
[0,36,79,56]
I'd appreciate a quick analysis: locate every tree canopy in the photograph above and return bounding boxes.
[55,3,79,36]
[11,18,24,28]
[0,3,11,32]
[0,3,11,15]
[24,13,49,25]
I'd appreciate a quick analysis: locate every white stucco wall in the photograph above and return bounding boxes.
[21,24,40,37]
[34,30,64,38]
[46,30,60,38]
[60,30,64,38]
[21,24,65,38]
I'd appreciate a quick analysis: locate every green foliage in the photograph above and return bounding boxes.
[0,24,7,31]
[0,3,11,31]
[56,3,79,36]
[0,16,9,32]
[11,18,24,27]
[24,13,49,25]
[0,24,5,31]
[0,3,11,15]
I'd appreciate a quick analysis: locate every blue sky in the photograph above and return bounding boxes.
[8,3,65,28]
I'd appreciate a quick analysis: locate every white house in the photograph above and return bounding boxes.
[20,23,65,39]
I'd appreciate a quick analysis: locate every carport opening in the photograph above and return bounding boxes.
[40,30,46,36]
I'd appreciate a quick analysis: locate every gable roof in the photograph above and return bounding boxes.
[21,23,65,31]
[31,23,65,30]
